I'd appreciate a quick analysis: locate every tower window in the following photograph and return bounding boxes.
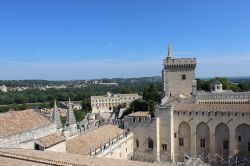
[136,139,139,148]
[248,142,250,151]
[238,136,241,142]
[162,144,167,151]
[148,138,154,149]
[179,137,184,146]
[182,74,186,80]
[223,140,229,150]
[200,139,205,148]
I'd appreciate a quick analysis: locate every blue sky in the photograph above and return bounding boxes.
[0,0,250,80]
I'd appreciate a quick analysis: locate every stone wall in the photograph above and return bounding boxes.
[163,57,196,98]
[171,107,250,160]
[0,124,57,149]
[45,141,66,153]
[124,116,157,162]
[196,91,250,104]
[100,133,133,159]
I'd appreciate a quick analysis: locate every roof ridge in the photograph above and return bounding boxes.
[0,150,85,166]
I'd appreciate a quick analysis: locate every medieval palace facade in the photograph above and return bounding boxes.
[124,46,250,164]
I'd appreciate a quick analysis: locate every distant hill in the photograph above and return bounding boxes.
[0,76,162,87]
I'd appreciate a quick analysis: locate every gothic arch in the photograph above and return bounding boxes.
[215,123,230,158]
[235,124,250,157]
[178,122,191,155]
[196,122,210,156]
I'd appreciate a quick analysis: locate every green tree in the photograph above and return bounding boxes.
[130,99,149,112]
[121,99,149,118]
[20,103,29,110]
[41,102,49,109]
[74,109,87,122]
[238,82,250,91]
[81,98,91,112]
[60,116,66,126]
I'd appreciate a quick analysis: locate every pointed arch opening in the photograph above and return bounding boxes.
[178,122,191,155]
[235,124,250,158]
[196,122,210,158]
[215,123,229,158]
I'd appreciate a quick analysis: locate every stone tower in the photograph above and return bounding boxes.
[66,97,76,126]
[51,100,62,129]
[162,45,197,98]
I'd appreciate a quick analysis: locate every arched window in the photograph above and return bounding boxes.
[148,138,154,149]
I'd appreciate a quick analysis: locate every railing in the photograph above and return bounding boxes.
[89,130,130,156]
[128,152,250,166]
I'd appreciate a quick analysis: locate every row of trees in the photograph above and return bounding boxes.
[0,82,156,105]
[121,84,162,117]
[197,77,250,92]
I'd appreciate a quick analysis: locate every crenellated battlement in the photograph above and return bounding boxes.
[164,58,197,69]
[124,116,156,129]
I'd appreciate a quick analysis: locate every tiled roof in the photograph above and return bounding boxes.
[0,149,165,166]
[166,93,188,104]
[0,110,52,138]
[127,111,151,117]
[66,125,124,155]
[174,103,250,112]
[35,133,65,148]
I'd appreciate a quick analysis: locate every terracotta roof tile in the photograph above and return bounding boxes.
[174,103,250,112]
[127,111,150,117]
[36,133,65,148]
[0,110,52,138]
[66,125,124,155]
[0,149,164,166]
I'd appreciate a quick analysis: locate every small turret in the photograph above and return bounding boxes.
[66,97,76,126]
[51,100,62,129]
[210,80,223,93]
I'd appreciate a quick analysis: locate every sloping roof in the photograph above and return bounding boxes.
[0,110,52,138]
[66,125,124,155]
[174,103,250,112]
[127,111,150,117]
[35,133,65,148]
[166,93,188,104]
[0,149,165,166]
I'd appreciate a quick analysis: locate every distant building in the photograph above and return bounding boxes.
[98,82,118,86]
[0,85,7,92]
[91,92,139,113]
